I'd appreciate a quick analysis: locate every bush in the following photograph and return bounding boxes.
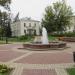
[17,35,34,42]
[50,32,75,37]
[66,68,75,75]
[18,35,28,40]
[0,64,13,74]
[48,35,57,41]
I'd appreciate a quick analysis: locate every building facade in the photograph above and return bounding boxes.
[11,18,41,36]
[66,16,75,32]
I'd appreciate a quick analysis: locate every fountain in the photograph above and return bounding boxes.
[41,27,49,44]
[23,27,66,50]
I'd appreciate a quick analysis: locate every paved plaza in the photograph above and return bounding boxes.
[0,42,75,75]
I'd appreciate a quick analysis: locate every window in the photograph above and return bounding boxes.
[24,23,26,27]
[34,23,36,26]
[29,23,31,27]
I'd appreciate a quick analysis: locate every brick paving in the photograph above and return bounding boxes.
[0,50,25,62]
[0,43,75,75]
[15,52,73,64]
[0,44,22,50]
[22,69,56,75]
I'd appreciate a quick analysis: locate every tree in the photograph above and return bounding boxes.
[0,0,11,6]
[0,0,12,43]
[5,22,12,37]
[0,11,7,39]
[42,1,73,33]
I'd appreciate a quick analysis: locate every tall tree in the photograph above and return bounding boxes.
[42,1,73,33]
[0,0,11,6]
[0,0,12,37]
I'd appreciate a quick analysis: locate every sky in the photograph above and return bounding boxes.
[10,0,75,21]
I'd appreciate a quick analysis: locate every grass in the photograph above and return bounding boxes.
[8,36,34,42]
[0,41,7,44]
[0,36,34,44]
[66,68,75,75]
[48,35,57,41]
[0,36,58,44]
[0,72,11,75]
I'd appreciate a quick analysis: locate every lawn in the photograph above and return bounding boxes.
[0,35,34,44]
[66,68,75,75]
[0,41,7,44]
[48,35,57,41]
[0,35,58,44]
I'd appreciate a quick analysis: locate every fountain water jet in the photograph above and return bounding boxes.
[41,27,49,44]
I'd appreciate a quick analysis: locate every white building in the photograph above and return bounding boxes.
[66,16,75,32]
[11,18,41,36]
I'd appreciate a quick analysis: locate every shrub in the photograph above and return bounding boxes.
[0,64,13,74]
[50,32,75,37]
[17,35,34,42]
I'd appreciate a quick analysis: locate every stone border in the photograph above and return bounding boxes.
[22,42,66,51]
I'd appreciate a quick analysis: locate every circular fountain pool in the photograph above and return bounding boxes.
[23,41,66,50]
[22,27,67,50]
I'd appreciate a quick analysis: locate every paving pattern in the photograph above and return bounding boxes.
[0,42,75,75]
[0,50,25,62]
[15,52,73,64]
[22,69,56,75]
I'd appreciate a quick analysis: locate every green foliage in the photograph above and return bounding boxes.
[0,0,12,39]
[0,0,11,6]
[0,11,12,38]
[18,35,34,42]
[50,32,75,37]
[0,64,13,75]
[42,1,73,33]
[18,35,29,40]
[7,35,34,42]
[48,35,57,41]
[5,22,12,37]
[66,68,75,75]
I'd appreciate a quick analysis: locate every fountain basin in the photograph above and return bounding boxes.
[23,42,66,50]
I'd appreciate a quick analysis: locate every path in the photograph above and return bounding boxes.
[0,42,75,75]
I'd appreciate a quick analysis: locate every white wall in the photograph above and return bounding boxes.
[11,19,41,36]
